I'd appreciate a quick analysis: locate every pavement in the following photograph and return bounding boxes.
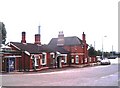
[1,63,99,75]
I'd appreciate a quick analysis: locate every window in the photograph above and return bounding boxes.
[72,59,74,63]
[64,56,67,63]
[41,52,46,65]
[75,55,79,64]
[85,58,87,63]
[50,53,55,58]
[71,56,74,63]
[89,57,92,62]
[31,55,40,67]
[34,57,38,66]
[61,54,67,64]
[93,57,96,62]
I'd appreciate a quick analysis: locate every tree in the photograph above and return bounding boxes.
[96,50,102,56]
[0,22,7,44]
[88,46,97,57]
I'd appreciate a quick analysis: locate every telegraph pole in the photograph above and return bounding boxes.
[0,22,2,47]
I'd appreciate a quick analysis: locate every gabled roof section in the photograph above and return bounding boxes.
[10,42,40,54]
[48,36,83,46]
[10,42,57,54]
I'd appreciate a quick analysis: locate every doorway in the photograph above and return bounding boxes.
[57,56,62,68]
[6,58,15,72]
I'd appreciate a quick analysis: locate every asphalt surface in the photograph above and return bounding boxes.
[1,58,120,86]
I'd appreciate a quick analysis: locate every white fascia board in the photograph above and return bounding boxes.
[60,54,67,57]
[10,43,21,50]
[24,51,30,56]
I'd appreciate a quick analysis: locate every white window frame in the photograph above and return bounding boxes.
[31,54,40,67]
[72,59,74,63]
[61,54,67,63]
[89,57,92,62]
[34,57,38,66]
[85,58,87,63]
[71,56,74,63]
[64,56,67,63]
[50,52,55,58]
[41,52,47,65]
[75,55,79,64]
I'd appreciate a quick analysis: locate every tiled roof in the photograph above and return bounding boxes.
[10,42,55,54]
[10,42,69,54]
[48,36,83,46]
[10,42,40,54]
[48,46,69,54]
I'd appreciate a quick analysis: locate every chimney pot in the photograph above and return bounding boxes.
[82,32,86,41]
[21,32,26,43]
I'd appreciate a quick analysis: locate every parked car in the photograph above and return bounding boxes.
[100,58,111,65]
[108,56,117,59]
[96,56,102,62]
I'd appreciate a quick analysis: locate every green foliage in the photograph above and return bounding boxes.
[0,22,7,44]
[96,50,102,56]
[88,46,97,56]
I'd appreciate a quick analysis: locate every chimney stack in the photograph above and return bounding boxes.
[34,34,41,44]
[82,32,88,63]
[82,32,86,42]
[57,31,64,46]
[34,25,41,45]
[21,32,26,43]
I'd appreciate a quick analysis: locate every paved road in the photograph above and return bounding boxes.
[1,58,120,86]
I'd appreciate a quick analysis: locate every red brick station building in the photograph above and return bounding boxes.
[1,28,97,72]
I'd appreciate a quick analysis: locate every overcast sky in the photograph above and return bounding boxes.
[0,0,118,52]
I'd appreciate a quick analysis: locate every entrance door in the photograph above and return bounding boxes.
[6,58,15,72]
[57,56,62,68]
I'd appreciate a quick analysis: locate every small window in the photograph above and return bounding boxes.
[72,59,74,63]
[75,55,79,64]
[31,55,39,67]
[71,56,74,63]
[63,56,67,63]
[34,57,38,66]
[89,57,92,62]
[85,58,87,63]
[50,53,55,58]
[41,53,46,65]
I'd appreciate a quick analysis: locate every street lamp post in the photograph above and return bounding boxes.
[102,35,107,59]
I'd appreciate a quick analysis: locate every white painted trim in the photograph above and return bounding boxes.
[41,52,47,65]
[24,51,30,56]
[50,52,55,58]
[60,54,67,57]
[10,43,21,50]
[89,57,92,62]
[72,59,74,63]
[4,55,21,58]
[64,56,67,63]
[34,57,38,66]
[75,55,79,64]
[85,58,87,63]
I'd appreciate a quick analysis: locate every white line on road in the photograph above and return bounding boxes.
[100,72,118,79]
